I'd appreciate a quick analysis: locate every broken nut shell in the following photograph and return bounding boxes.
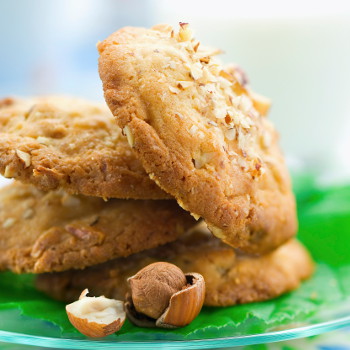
[66,289,126,337]
[156,273,205,328]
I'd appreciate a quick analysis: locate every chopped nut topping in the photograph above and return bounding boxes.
[208,63,220,76]
[190,62,203,80]
[219,70,234,82]
[23,208,34,219]
[237,130,247,151]
[122,126,134,147]
[261,132,272,148]
[205,83,216,94]
[169,86,180,94]
[16,150,31,168]
[200,56,210,64]
[177,81,192,89]
[228,150,238,156]
[215,105,227,119]
[225,128,237,141]
[239,95,253,114]
[236,157,248,170]
[193,41,200,52]
[189,125,198,135]
[163,60,177,70]
[198,131,205,139]
[240,117,253,129]
[153,24,271,179]
[175,113,184,119]
[4,165,15,178]
[194,152,215,169]
[178,22,192,42]
[3,218,16,229]
[36,136,51,145]
[61,194,81,207]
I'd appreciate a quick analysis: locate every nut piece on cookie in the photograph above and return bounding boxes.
[0,96,168,199]
[98,23,297,254]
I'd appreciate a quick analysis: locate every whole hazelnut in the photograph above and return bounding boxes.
[128,262,186,319]
[126,262,205,328]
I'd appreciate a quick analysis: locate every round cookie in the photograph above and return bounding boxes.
[0,96,168,199]
[0,182,195,273]
[98,24,297,254]
[36,226,314,306]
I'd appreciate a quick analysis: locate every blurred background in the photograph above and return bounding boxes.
[0,0,350,182]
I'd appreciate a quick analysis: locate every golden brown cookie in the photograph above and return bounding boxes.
[36,226,314,306]
[0,182,195,273]
[98,24,297,254]
[0,96,168,199]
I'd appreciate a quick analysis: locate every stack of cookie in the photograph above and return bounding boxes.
[0,23,314,308]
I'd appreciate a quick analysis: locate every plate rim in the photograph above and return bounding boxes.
[1,313,350,349]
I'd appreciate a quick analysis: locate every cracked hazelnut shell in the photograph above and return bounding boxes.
[126,266,205,329]
[66,289,126,337]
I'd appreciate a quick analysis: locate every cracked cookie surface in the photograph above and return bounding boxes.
[98,24,297,254]
[37,225,314,306]
[0,182,195,273]
[0,96,168,199]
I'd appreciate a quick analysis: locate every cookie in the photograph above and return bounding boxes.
[0,182,195,273]
[0,96,168,199]
[98,24,297,254]
[36,226,313,306]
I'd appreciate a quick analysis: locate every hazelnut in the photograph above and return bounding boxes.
[66,289,125,337]
[128,262,186,319]
[126,262,205,328]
